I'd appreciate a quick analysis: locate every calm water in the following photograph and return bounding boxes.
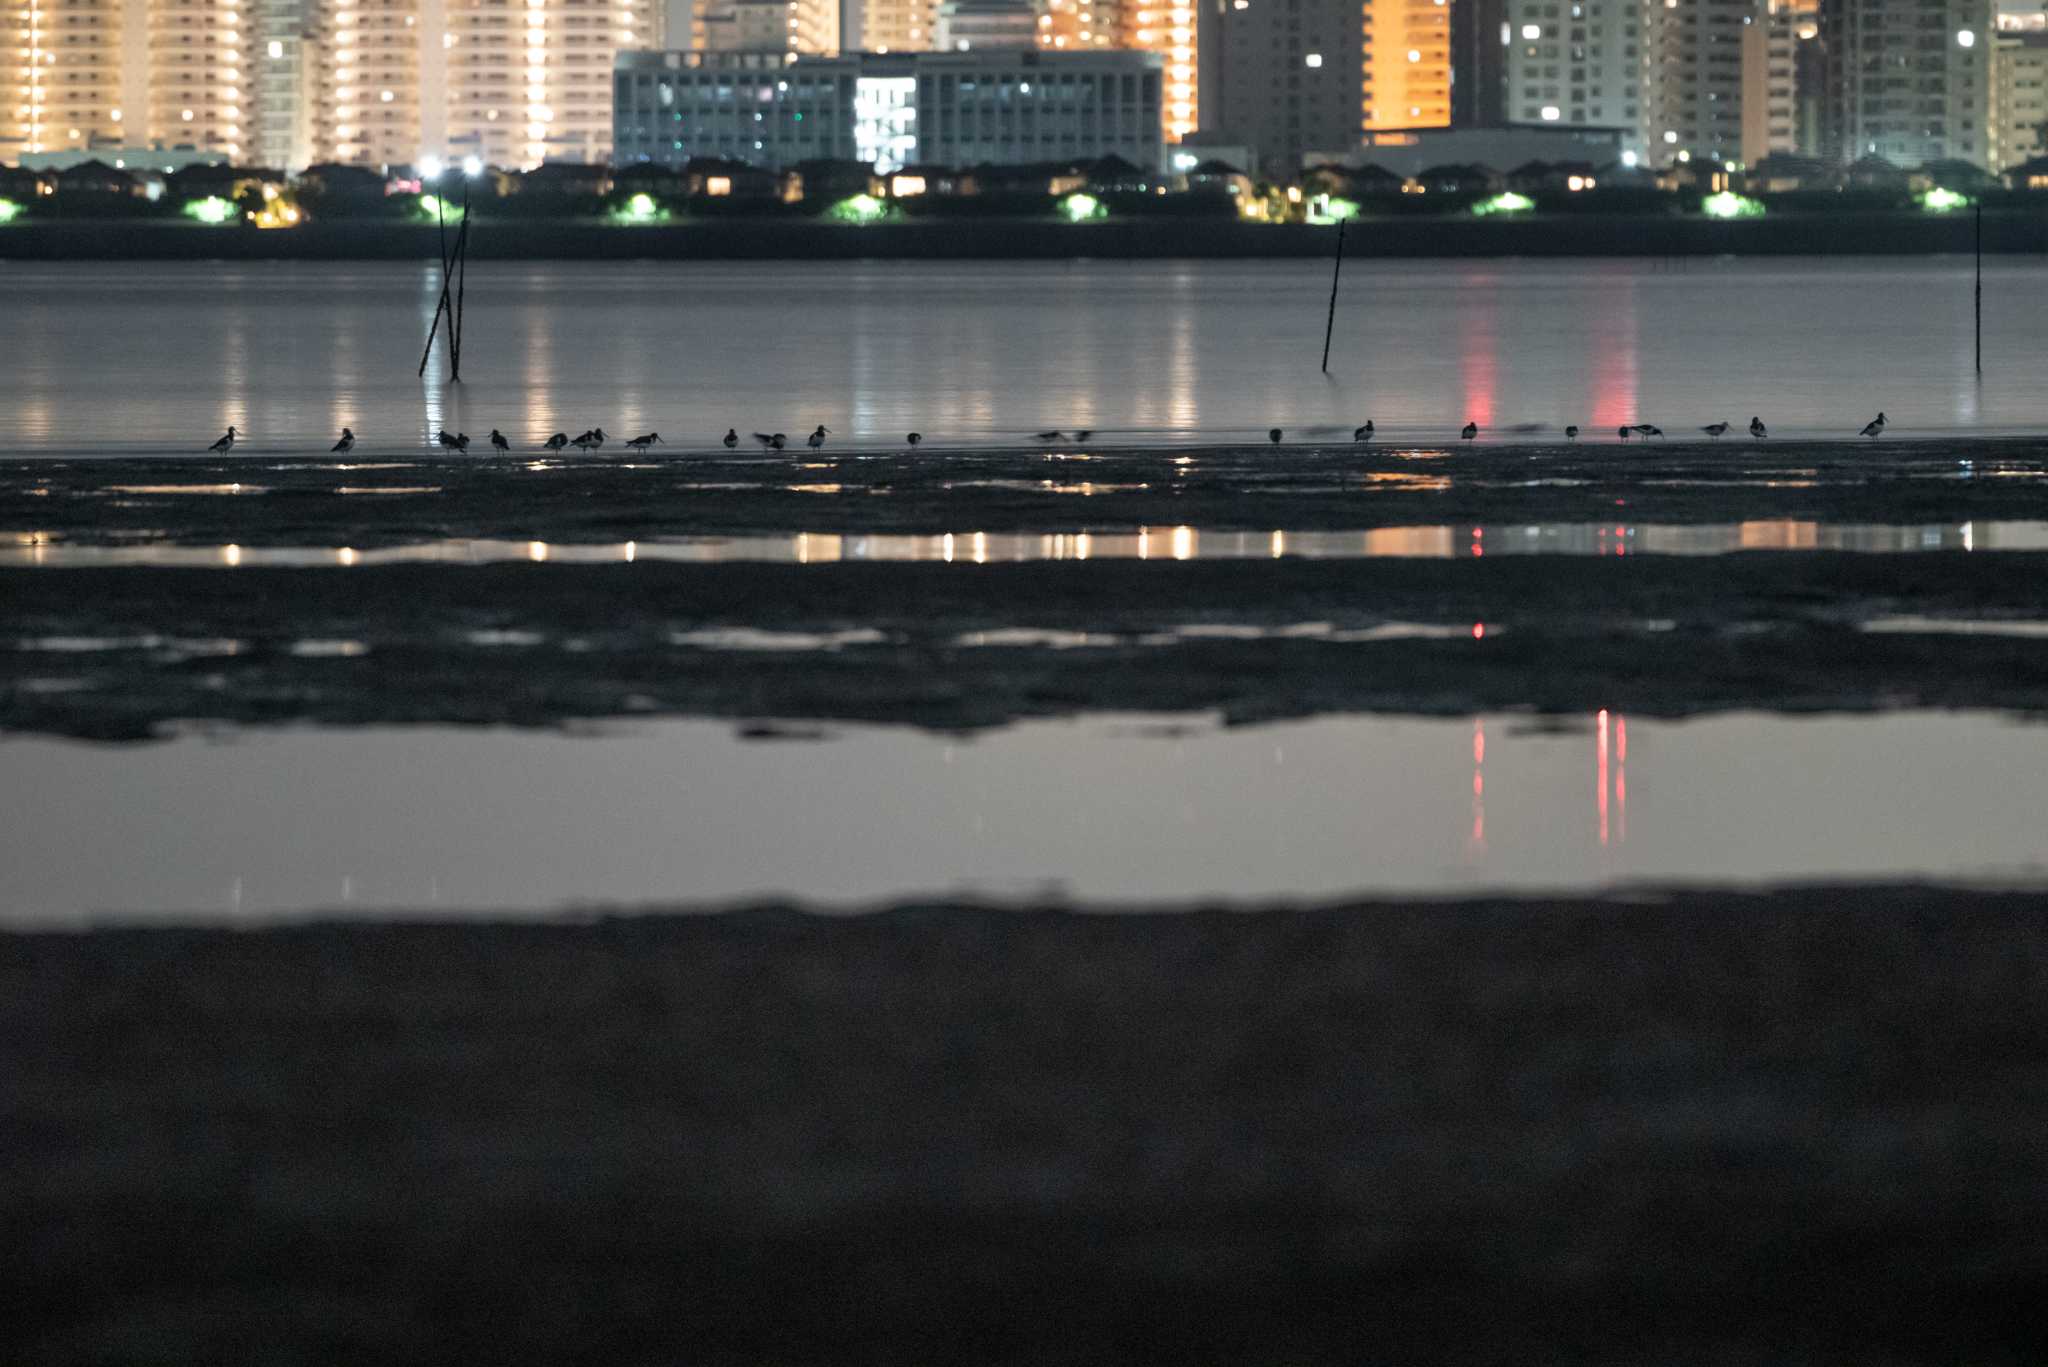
[2,258,2044,449]
[6,711,2047,923]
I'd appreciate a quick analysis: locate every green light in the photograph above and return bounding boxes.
[184,196,234,225]
[828,193,889,224]
[417,193,469,221]
[0,198,19,224]
[1060,191,1104,222]
[612,191,663,223]
[1471,191,1535,217]
[1921,186,1970,213]
[419,193,440,216]
[1702,191,1766,219]
[1308,194,1359,224]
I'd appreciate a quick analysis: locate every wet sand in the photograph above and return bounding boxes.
[7,888,2048,1365]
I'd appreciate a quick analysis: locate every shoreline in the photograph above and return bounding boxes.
[8,887,2047,1365]
[4,209,2048,259]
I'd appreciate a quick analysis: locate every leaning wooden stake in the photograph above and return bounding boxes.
[1321,215,1347,374]
[418,189,458,379]
[1974,199,1983,377]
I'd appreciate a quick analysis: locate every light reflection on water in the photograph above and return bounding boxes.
[2,259,2046,448]
[4,709,2045,923]
[5,520,2045,567]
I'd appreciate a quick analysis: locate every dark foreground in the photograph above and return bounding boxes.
[8,888,2048,1365]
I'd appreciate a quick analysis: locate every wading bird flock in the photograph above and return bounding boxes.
[205,413,1894,453]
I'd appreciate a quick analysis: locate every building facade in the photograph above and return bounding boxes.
[613,45,1162,171]
[1993,28,2048,167]
[1644,0,1754,165]
[933,0,1035,50]
[1825,0,1994,166]
[1501,0,1645,159]
[1203,0,1367,175]
[0,0,128,158]
[311,0,417,170]
[1363,0,1452,131]
[861,0,938,50]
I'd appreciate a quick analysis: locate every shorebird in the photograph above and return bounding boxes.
[1036,429,1063,441]
[570,431,598,452]
[1461,422,1478,440]
[588,427,607,449]
[1637,424,1665,439]
[907,432,922,447]
[1354,421,1374,442]
[1750,416,1768,440]
[208,426,237,452]
[448,431,471,453]
[436,428,460,450]
[1269,428,1283,444]
[543,432,569,451]
[1860,411,1887,437]
[1565,425,1580,439]
[723,429,739,449]
[1074,429,1093,441]
[807,425,829,450]
[331,427,354,453]
[1701,422,1729,439]
[751,432,776,450]
[624,432,661,450]
[1618,426,1630,441]
[490,429,510,453]
[770,432,787,450]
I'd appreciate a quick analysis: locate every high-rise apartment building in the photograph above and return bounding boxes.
[1825,0,1994,165]
[1204,0,1365,173]
[149,0,254,158]
[1,0,129,157]
[863,0,938,49]
[1502,0,1645,156]
[437,0,655,166]
[1751,0,1821,156]
[1363,0,1451,129]
[1993,26,2048,165]
[312,0,417,167]
[1448,0,1506,126]
[1645,0,1754,164]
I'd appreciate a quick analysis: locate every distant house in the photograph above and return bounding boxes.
[1742,153,1837,193]
[296,163,388,202]
[1344,162,1406,197]
[1085,153,1153,192]
[1844,154,1908,190]
[1410,163,1502,195]
[612,161,692,198]
[0,164,52,200]
[680,157,777,199]
[959,160,1082,197]
[1506,159,1602,193]
[2003,154,2048,191]
[1913,158,1992,192]
[515,162,615,198]
[781,159,882,203]
[1186,159,1256,199]
[54,159,144,197]
[885,163,965,198]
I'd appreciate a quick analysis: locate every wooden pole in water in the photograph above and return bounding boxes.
[1974,199,1983,376]
[418,189,458,379]
[451,173,473,382]
[1321,215,1346,374]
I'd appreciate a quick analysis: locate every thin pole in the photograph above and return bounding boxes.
[451,174,472,382]
[1974,199,1982,377]
[418,188,457,379]
[1321,215,1346,374]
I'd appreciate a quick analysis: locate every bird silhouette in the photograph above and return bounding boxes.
[1461,422,1478,440]
[543,432,568,451]
[907,432,922,447]
[1074,429,1093,441]
[1860,412,1887,437]
[1354,421,1374,441]
[436,428,460,450]
[807,425,829,450]
[1701,422,1729,439]
[624,432,662,449]
[1268,428,1283,444]
[208,425,237,452]
[723,429,739,449]
[489,429,509,452]
[1565,425,1579,439]
[1036,429,1062,440]
[331,427,354,453]
[1637,424,1664,439]
[1618,426,1630,441]
[1749,416,1768,440]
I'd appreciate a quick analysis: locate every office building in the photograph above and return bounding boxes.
[1825,0,1994,166]
[613,46,1162,170]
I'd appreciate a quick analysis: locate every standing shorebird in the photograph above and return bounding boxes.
[543,432,569,451]
[769,433,787,450]
[1701,422,1730,439]
[624,432,661,450]
[723,428,739,449]
[570,430,598,452]
[436,428,460,450]
[1074,429,1094,441]
[331,427,355,453]
[1354,421,1374,442]
[208,426,238,452]
[1750,416,1768,440]
[751,432,776,450]
[907,432,923,447]
[1860,412,1887,437]
[807,425,829,450]
[1461,422,1478,440]
[1565,425,1580,439]
[1636,424,1665,439]
[489,429,510,453]
[1618,426,1631,441]
[1268,428,1283,445]
[1036,429,1063,441]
